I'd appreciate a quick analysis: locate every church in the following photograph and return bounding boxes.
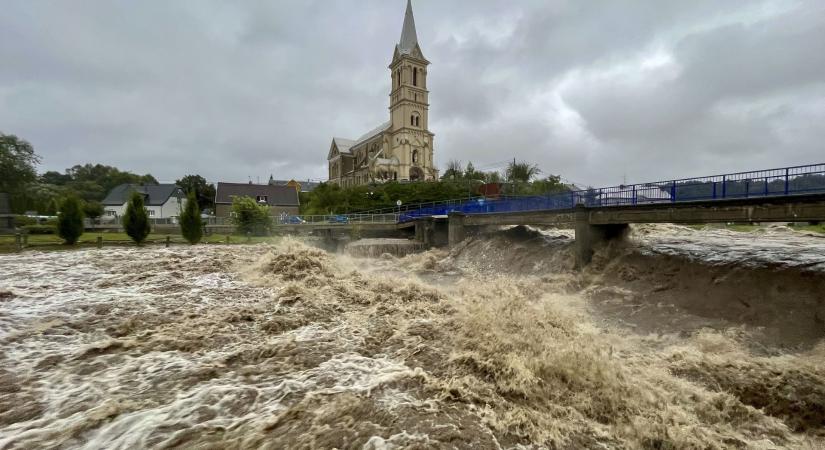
[327,0,437,187]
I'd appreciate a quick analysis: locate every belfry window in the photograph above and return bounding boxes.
[413,68,417,86]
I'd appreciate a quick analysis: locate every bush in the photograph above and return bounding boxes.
[179,191,203,244]
[57,196,84,244]
[13,215,37,227]
[83,201,105,223]
[123,192,151,244]
[22,224,56,234]
[231,196,272,236]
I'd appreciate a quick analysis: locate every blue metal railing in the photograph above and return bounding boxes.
[398,163,825,223]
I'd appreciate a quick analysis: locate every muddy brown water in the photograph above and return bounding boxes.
[0,224,823,449]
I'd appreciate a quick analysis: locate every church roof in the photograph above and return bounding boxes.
[332,137,355,154]
[398,0,419,55]
[353,121,391,147]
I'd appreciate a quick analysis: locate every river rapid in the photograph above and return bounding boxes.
[0,224,823,449]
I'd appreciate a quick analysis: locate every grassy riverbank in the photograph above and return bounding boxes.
[0,232,280,254]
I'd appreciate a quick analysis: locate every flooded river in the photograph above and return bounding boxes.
[0,225,823,448]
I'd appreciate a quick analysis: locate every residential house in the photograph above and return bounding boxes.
[267,176,320,193]
[214,182,300,218]
[102,184,187,219]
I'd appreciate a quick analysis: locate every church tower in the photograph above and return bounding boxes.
[388,0,435,181]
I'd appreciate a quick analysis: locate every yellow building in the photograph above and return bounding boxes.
[327,0,437,187]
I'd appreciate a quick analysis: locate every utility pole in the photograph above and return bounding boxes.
[512,158,516,196]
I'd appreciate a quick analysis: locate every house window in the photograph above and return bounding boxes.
[256,195,268,203]
[148,210,155,216]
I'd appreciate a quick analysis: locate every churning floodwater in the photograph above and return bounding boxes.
[0,225,824,449]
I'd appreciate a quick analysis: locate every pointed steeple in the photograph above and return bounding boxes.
[398,0,419,55]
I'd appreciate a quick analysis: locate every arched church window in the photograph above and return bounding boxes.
[412,149,418,163]
[413,68,417,86]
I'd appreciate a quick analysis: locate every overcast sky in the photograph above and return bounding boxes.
[2,0,824,187]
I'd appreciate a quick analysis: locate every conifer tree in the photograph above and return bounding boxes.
[57,195,84,245]
[179,191,203,244]
[123,192,150,245]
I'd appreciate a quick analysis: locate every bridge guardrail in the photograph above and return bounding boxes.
[398,163,825,222]
[274,214,399,225]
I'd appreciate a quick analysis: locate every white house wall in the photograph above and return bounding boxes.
[104,196,186,220]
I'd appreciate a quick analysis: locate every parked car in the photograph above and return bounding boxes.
[327,215,349,224]
[286,215,306,224]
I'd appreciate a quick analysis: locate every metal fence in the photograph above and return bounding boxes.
[398,163,825,223]
[274,214,398,225]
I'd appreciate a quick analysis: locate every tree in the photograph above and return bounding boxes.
[57,196,84,245]
[83,201,105,224]
[484,171,502,183]
[1,133,41,212]
[175,174,216,212]
[60,164,157,202]
[440,160,464,181]
[231,196,272,236]
[506,161,541,183]
[462,162,479,181]
[123,192,151,245]
[179,191,203,244]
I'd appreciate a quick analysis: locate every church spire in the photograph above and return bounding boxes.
[398,0,419,54]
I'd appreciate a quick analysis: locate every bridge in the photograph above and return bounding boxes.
[284,163,825,266]
[401,163,825,266]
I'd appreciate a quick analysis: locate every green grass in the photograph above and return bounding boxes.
[0,232,281,254]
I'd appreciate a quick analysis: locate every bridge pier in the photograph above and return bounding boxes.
[414,217,440,248]
[448,212,467,247]
[575,206,628,268]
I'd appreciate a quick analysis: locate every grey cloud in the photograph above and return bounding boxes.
[1,0,823,187]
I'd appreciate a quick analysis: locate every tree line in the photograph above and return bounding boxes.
[52,190,204,246]
[1,133,215,216]
[301,159,570,215]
